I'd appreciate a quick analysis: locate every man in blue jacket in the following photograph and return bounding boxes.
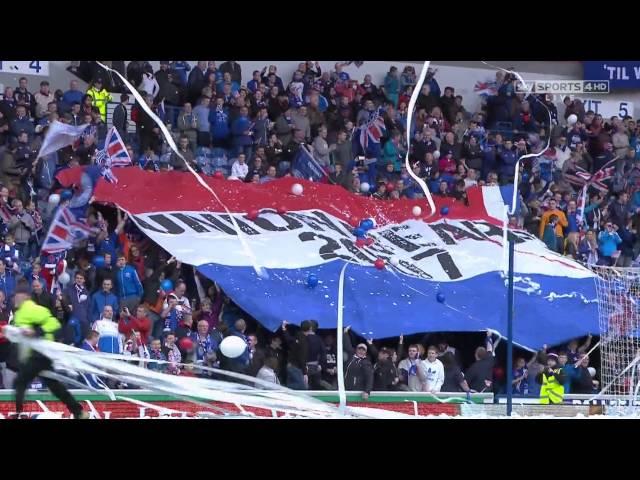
[63,271,91,341]
[90,278,119,322]
[498,139,517,185]
[0,261,16,300]
[114,252,143,314]
[598,222,622,266]
[231,106,254,159]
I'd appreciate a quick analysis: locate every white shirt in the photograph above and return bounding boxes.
[231,161,249,178]
[419,359,444,393]
[398,358,426,392]
[256,366,280,384]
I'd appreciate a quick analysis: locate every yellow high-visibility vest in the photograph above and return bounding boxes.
[540,370,565,405]
[87,87,112,122]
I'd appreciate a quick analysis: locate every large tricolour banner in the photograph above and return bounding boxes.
[58,168,598,349]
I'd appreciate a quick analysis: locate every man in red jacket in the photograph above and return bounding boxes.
[118,305,151,345]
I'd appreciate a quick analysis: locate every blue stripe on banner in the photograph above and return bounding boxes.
[499,184,521,213]
[198,260,598,350]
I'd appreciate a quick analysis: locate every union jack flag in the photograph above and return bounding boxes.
[41,207,94,254]
[564,157,617,194]
[94,127,132,183]
[357,107,386,154]
[473,80,498,98]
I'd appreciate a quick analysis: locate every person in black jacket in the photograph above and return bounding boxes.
[572,353,595,394]
[282,320,310,390]
[219,61,242,84]
[305,320,326,389]
[31,279,54,313]
[188,61,207,105]
[440,351,470,393]
[112,94,129,143]
[373,347,407,391]
[465,331,500,393]
[343,327,374,399]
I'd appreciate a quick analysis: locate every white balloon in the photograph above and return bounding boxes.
[390,258,400,267]
[433,150,440,160]
[588,367,596,378]
[48,194,61,205]
[291,183,304,196]
[220,335,247,359]
[58,272,71,286]
[567,114,578,125]
[360,182,370,193]
[412,206,422,217]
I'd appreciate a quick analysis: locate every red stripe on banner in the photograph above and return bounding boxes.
[56,167,496,226]
[52,225,68,240]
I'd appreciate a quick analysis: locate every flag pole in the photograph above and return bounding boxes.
[506,235,515,417]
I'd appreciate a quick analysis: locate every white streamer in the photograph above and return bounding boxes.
[405,61,436,218]
[95,62,267,279]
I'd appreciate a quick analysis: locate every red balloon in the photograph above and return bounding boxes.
[386,183,395,193]
[178,337,194,351]
[365,237,374,246]
[247,209,260,220]
[213,171,224,179]
[355,238,366,248]
[374,258,385,270]
[277,206,287,215]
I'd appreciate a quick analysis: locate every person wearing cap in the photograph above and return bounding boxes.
[343,327,374,399]
[86,78,112,123]
[6,285,88,418]
[536,351,567,405]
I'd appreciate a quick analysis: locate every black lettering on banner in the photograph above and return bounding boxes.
[434,223,485,242]
[170,213,211,233]
[395,259,433,279]
[310,211,353,238]
[288,212,326,232]
[219,215,260,235]
[279,213,304,231]
[411,248,462,280]
[199,214,239,235]
[134,214,185,234]
[427,225,457,245]
[378,229,422,252]
[299,232,352,261]
[249,216,288,232]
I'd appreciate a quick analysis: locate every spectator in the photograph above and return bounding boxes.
[31,279,54,312]
[230,106,253,159]
[373,347,404,391]
[0,261,16,299]
[177,102,198,150]
[343,329,374,400]
[382,66,400,107]
[219,61,242,84]
[148,338,167,373]
[170,136,196,172]
[193,96,212,148]
[13,77,35,117]
[0,87,17,121]
[257,356,280,385]
[62,80,84,111]
[291,106,311,142]
[465,332,498,393]
[8,199,35,261]
[114,252,143,313]
[440,351,470,393]
[319,334,337,389]
[398,344,424,391]
[187,61,208,105]
[312,125,335,169]
[209,97,230,149]
[10,106,34,140]
[538,199,568,246]
[512,357,529,395]
[162,331,182,375]
[191,319,220,365]
[90,278,119,322]
[597,222,622,266]
[281,320,309,390]
[571,353,595,394]
[112,94,129,142]
[34,81,55,120]
[86,78,112,123]
[92,305,121,354]
[248,333,266,377]
[231,153,249,179]
[417,345,444,393]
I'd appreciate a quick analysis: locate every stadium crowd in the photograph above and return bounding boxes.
[0,60,614,397]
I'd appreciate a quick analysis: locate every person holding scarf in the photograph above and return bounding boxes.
[190,319,221,365]
[62,271,91,342]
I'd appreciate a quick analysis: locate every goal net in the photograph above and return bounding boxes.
[591,265,640,415]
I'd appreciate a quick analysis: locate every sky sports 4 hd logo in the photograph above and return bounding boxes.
[515,80,610,95]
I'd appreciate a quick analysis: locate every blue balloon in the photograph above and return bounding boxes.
[307,274,319,288]
[160,279,174,292]
[440,206,449,216]
[60,189,73,201]
[436,292,446,303]
[354,227,366,238]
[92,255,106,269]
[360,219,374,230]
